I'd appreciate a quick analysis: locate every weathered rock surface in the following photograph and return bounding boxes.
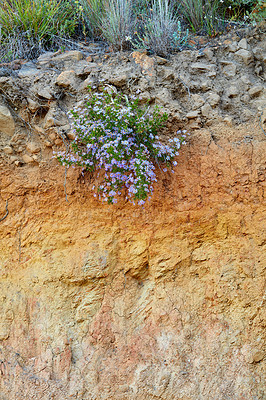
[0,30,265,399]
[0,121,265,400]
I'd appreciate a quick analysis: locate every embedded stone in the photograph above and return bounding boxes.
[186,111,199,119]
[132,51,155,77]
[253,47,264,61]
[228,41,237,52]
[108,74,127,87]
[224,116,233,126]
[191,94,205,109]
[26,142,41,154]
[83,63,100,75]
[226,86,239,98]
[248,85,264,97]
[222,62,237,77]
[201,103,212,117]
[235,49,253,65]
[22,154,34,163]
[37,87,54,100]
[27,98,40,113]
[208,93,220,107]
[202,48,214,60]
[66,131,76,140]
[56,70,78,90]
[52,51,84,64]
[155,56,168,65]
[238,38,248,50]
[252,350,265,363]
[241,94,250,103]
[190,62,216,72]
[0,105,15,136]
[18,62,40,78]
[3,146,13,154]
[79,76,96,92]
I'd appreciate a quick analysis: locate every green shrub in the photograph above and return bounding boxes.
[225,0,265,20]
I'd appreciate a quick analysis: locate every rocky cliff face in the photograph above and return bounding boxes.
[0,27,265,399]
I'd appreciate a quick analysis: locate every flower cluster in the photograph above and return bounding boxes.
[56,88,187,205]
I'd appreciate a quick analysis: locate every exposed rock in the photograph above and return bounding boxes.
[56,70,79,90]
[0,35,265,399]
[17,62,40,78]
[50,50,84,67]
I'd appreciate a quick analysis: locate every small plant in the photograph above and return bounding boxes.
[78,0,104,36]
[180,0,221,35]
[99,0,135,49]
[131,0,187,56]
[57,87,187,205]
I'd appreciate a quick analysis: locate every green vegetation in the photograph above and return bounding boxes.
[0,0,78,59]
[0,0,264,60]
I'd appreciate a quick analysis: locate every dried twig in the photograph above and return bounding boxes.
[0,200,9,222]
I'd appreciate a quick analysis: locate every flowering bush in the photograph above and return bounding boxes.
[57,88,187,205]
